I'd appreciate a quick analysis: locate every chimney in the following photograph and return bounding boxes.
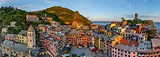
[135,13,138,19]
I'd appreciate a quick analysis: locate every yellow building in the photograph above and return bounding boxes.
[110,23,117,28]
[17,25,36,49]
[111,36,123,46]
[27,25,36,49]
[39,24,46,32]
[18,30,28,44]
[120,28,126,33]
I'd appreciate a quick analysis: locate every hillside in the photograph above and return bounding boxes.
[0,6,30,34]
[43,6,92,25]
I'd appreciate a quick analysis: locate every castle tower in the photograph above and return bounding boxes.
[135,13,138,20]
[27,25,36,49]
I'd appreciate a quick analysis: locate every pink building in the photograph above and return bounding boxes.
[112,44,138,57]
[5,34,17,41]
[47,40,58,56]
[38,33,58,56]
[106,38,160,57]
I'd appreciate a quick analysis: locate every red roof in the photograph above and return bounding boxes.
[119,39,138,46]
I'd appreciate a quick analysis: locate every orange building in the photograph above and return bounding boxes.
[26,15,38,22]
[45,17,53,22]
[67,30,90,46]
[136,24,143,33]
[76,36,89,46]
[111,36,123,46]
[67,30,81,44]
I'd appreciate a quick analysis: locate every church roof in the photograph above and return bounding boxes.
[28,25,35,32]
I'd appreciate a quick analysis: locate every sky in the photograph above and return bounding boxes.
[0,0,160,22]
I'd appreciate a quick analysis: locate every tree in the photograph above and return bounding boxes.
[72,54,77,57]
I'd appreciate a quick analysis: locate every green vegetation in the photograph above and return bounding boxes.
[127,19,156,40]
[6,27,21,34]
[72,54,77,57]
[127,20,143,26]
[0,6,29,34]
[0,6,59,34]
[146,30,156,40]
[0,6,92,34]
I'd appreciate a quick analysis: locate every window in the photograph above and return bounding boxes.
[16,54,18,56]
[128,52,130,54]
[125,51,127,53]
[133,52,135,54]
[7,48,9,51]
[118,49,120,51]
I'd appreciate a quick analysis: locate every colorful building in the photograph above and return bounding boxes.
[17,25,36,49]
[76,36,89,46]
[1,40,32,57]
[67,30,81,45]
[18,30,28,44]
[111,36,123,46]
[5,34,17,41]
[27,25,36,49]
[26,15,39,22]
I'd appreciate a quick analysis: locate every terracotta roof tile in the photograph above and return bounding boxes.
[119,39,138,46]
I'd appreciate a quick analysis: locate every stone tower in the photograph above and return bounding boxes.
[27,25,36,49]
[135,13,138,20]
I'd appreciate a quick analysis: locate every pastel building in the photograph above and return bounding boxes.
[38,47,52,57]
[10,21,16,27]
[38,31,66,57]
[18,30,28,44]
[45,17,53,22]
[110,22,117,28]
[76,36,89,46]
[5,34,17,41]
[27,25,36,49]
[1,40,32,57]
[67,30,90,47]
[45,38,58,56]
[100,36,109,54]
[111,36,123,46]
[151,39,160,50]
[17,25,36,49]
[26,15,39,22]
[113,44,138,57]
[67,30,81,44]
[2,28,8,34]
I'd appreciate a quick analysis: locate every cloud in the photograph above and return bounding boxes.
[0,0,10,6]
[125,14,160,22]
[126,14,159,18]
[44,0,58,5]
[129,3,132,6]
[17,4,44,11]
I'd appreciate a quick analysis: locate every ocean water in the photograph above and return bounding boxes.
[92,21,160,33]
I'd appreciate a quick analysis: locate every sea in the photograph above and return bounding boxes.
[92,21,160,33]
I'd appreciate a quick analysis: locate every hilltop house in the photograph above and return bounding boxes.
[26,15,39,22]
